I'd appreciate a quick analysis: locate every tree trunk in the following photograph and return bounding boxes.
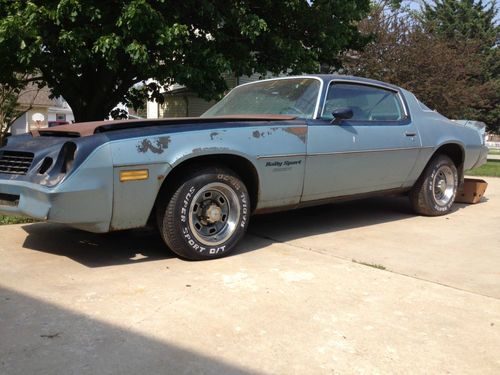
[70,105,112,123]
[63,77,131,123]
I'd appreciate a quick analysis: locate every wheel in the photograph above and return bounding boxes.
[409,154,458,216]
[156,166,250,260]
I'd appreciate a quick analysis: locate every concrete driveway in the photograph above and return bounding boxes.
[1,178,499,374]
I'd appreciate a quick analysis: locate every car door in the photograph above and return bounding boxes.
[302,81,421,202]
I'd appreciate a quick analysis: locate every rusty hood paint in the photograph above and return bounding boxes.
[32,115,297,138]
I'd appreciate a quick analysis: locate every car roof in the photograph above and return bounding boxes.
[241,74,402,92]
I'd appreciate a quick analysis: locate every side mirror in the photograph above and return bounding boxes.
[331,107,353,124]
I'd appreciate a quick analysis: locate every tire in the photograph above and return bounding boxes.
[156,166,250,260]
[409,154,458,216]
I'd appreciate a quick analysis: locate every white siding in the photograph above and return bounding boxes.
[161,96,187,118]
[187,97,216,117]
[147,100,159,119]
[10,113,28,135]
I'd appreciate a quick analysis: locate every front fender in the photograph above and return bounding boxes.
[107,123,307,229]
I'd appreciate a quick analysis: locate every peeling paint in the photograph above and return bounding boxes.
[283,127,307,143]
[210,132,219,140]
[137,136,171,154]
[158,136,171,148]
[252,127,305,142]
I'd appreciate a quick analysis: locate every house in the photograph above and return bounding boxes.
[10,85,74,135]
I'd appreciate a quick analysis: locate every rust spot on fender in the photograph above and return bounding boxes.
[252,130,261,139]
[283,127,307,143]
[137,136,171,154]
[210,132,219,140]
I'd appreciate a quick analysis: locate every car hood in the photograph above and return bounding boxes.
[31,115,297,138]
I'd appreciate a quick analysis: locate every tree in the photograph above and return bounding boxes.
[341,1,500,133]
[0,83,24,145]
[420,0,500,133]
[0,0,371,122]
[0,78,41,145]
[420,0,498,43]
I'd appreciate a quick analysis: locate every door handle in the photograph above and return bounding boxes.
[405,131,417,137]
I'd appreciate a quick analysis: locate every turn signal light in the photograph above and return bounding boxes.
[119,169,149,182]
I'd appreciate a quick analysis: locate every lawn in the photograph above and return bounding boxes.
[466,160,500,177]
[0,215,37,225]
[489,149,500,155]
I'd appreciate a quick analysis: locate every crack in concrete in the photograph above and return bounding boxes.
[247,231,500,301]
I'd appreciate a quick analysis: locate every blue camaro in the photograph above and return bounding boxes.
[0,75,488,259]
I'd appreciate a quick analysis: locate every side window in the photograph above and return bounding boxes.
[322,83,405,122]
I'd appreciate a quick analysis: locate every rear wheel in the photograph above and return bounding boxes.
[409,154,458,216]
[156,166,250,260]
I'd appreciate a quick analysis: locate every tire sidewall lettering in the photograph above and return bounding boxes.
[180,186,196,223]
[240,192,248,228]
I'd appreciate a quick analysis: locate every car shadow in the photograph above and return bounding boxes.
[21,224,174,267]
[20,194,479,267]
[247,194,474,244]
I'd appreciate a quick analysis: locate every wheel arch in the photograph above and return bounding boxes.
[154,153,260,216]
[427,142,465,185]
[434,142,465,166]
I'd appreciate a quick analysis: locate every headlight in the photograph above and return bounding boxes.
[58,142,77,174]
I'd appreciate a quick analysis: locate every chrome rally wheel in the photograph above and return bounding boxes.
[432,165,456,207]
[188,182,241,246]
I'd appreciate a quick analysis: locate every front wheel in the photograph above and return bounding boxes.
[409,154,458,216]
[156,166,250,260]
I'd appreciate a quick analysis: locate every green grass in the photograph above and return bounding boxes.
[488,149,500,155]
[466,160,500,177]
[0,215,37,225]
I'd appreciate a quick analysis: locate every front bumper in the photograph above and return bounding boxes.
[0,176,112,233]
[0,179,51,219]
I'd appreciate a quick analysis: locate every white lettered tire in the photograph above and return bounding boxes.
[157,166,250,260]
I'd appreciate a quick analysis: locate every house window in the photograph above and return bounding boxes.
[56,114,66,121]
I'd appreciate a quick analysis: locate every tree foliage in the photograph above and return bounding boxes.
[420,0,500,133]
[0,0,370,122]
[0,77,40,145]
[421,0,498,42]
[341,1,499,133]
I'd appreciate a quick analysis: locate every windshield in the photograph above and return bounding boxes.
[201,78,321,119]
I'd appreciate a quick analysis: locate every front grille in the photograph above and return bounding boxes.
[0,151,34,175]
